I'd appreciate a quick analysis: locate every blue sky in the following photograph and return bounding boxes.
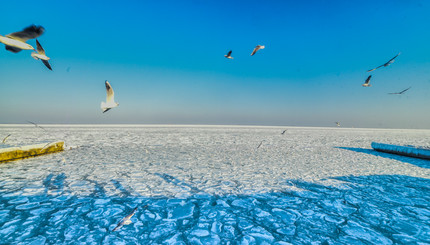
[1,0,430,128]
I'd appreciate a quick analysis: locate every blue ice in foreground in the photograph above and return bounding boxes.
[0,125,429,244]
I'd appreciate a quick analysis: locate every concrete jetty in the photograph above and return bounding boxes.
[0,141,64,162]
[372,142,430,160]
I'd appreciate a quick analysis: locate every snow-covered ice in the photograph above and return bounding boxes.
[0,125,429,244]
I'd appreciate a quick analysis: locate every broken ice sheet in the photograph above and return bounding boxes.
[0,126,429,244]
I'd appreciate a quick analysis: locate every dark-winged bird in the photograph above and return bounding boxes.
[388,87,411,95]
[224,50,233,59]
[362,75,372,87]
[27,121,47,131]
[367,53,401,72]
[0,25,45,53]
[256,140,264,149]
[31,39,52,70]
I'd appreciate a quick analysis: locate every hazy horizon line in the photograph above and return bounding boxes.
[0,123,428,131]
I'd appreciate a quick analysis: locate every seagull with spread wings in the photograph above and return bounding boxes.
[388,86,411,95]
[362,75,372,87]
[251,45,265,56]
[112,206,140,232]
[2,134,11,144]
[224,50,233,59]
[27,121,47,131]
[31,39,52,70]
[101,81,119,113]
[0,25,45,53]
[367,53,401,72]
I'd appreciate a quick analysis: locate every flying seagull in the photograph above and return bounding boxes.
[281,129,287,135]
[362,75,372,87]
[101,81,119,113]
[41,142,55,151]
[31,39,52,70]
[224,50,233,59]
[27,121,47,131]
[251,45,265,56]
[2,134,11,144]
[256,140,264,149]
[112,206,140,231]
[367,52,401,72]
[388,87,411,95]
[335,122,340,127]
[0,25,45,53]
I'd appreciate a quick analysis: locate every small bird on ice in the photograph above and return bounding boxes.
[251,45,265,56]
[362,75,372,87]
[224,50,233,59]
[0,25,45,53]
[367,52,401,72]
[31,39,52,70]
[101,81,119,113]
[281,129,287,135]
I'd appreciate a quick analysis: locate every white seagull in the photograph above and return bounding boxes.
[335,122,341,127]
[101,81,119,113]
[362,75,372,87]
[251,45,265,56]
[31,39,52,70]
[224,50,233,59]
[2,134,11,144]
[0,25,45,53]
[112,206,140,231]
[367,52,401,72]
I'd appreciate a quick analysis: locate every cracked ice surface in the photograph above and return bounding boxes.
[0,125,429,244]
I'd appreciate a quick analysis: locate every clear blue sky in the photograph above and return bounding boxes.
[1,0,430,128]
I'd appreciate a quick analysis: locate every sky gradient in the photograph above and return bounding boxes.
[1,0,430,128]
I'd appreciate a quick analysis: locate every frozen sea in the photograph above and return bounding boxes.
[0,125,429,244]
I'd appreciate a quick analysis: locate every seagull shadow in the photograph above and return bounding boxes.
[86,179,107,197]
[154,173,201,193]
[336,147,430,169]
[2,174,430,244]
[42,173,67,195]
[111,179,133,197]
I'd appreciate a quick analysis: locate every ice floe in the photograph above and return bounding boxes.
[0,126,429,243]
